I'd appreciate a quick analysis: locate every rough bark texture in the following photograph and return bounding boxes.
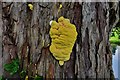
[0,2,119,79]
[0,2,3,76]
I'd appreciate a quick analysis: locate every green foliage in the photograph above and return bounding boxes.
[110,25,120,54]
[20,69,26,78]
[0,76,3,80]
[110,39,120,45]
[33,75,43,80]
[111,28,120,38]
[110,23,120,54]
[3,58,19,76]
[3,58,44,79]
[0,76,4,80]
[110,27,120,45]
[0,76,2,80]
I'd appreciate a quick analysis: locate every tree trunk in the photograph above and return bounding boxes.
[0,2,119,79]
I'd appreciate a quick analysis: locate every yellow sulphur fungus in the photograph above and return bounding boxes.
[28,4,33,10]
[49,16,78,66]
[59,4,62,9]
[58,4,62,13]
[25,75,28,80]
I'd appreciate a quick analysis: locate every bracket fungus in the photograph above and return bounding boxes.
[49,16,78,66]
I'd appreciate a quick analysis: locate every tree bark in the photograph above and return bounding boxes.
[0,2,119,79]
[0,2,3,76]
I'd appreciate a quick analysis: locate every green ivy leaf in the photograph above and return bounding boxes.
[4,58,19,76]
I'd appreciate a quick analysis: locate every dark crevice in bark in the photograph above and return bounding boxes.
[73,2,82,45]
[96,3,103,42]
[95,3,99,79]
[95,43,98,79]
[73,2,82,78]
[41,48,47,78]
[84,28,91,78]
[109,3,117,27]
[2,3,13,18]
[73,45,76,78]
[88,44,92,72]
[105,45,110,64]
[65,45,76,78]
[20,40,28,70]
[34,49,42,65]
[27,44,31,65]
[109,2,119,33]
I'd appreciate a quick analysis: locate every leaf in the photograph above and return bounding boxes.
[0,76,2,80]
[0,76,4,80]
[34,75,43,80]
[20,70,26,78]
[4,58,19,76]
